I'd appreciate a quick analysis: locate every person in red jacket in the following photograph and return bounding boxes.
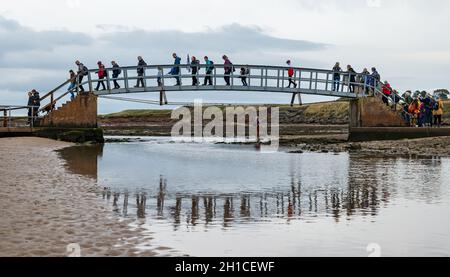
[95,61,106,91]
[286,60,297,88]
[381,81,392,106]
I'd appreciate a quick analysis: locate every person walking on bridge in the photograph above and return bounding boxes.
[223,55,234,86]
[203,56,214,86]
[67,70,77,100]
[95,61,106,91]
[190,56,200,86]
[169,53,182,86]
[135,56,147,88]
[240,67,249,86]
[111,61,121,89]
[286,60,297,88]
[361,68,371,95]
[371,67,380,88]
[332,62,342,92]
[381,81,392,106]
[346,65,357,93]
[75,60,88,93]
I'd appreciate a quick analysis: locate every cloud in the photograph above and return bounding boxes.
[99,23,327,55]
[0,19,329,110]
[0,15,92,57]
[0,17,328,98]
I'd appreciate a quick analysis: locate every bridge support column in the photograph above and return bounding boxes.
[159,90,168,106]
[290,93,302,106]
[2,110,7,127]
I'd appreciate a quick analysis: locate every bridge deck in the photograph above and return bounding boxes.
[95,84,357,98]
[79,64,364,100]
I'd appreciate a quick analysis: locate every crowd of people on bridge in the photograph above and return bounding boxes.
[67,54,388,94]
[402,92,445,128]
[24,54,445,128]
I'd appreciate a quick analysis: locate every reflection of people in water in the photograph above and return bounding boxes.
[240,196,251,218]
[204,197,214,224]
[136,193,147,219]
[191,197,199,226]
[157,176,167,217]
[172,197,182,230]
[223,198,234,227]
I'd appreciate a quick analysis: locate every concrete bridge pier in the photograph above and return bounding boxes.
[290,93,302,106]
[159,90,168,106]
[36,92,104,143]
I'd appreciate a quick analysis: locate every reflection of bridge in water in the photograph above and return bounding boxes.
[57,144,446,230]
[100,174,386,229]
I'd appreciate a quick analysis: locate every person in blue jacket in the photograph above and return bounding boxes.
[169,53,182,86]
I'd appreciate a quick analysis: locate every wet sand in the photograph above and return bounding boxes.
[0,137,158,257]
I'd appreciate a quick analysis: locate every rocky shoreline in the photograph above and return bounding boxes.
[282,135,450,158]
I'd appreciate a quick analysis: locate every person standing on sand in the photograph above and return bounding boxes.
[111,61,121,89]
[286,60,297,88]
[135,56,147,88]
[32,90,40,118]
[203,56,214,86]
[27,91,34,125]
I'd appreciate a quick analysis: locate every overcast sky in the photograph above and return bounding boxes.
[1,0,450,113]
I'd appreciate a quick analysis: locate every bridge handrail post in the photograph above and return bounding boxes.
[276,69,280,88]
[124,69,129,91]
[50,93,54,111]
[265,68,268,88]
[231,67,234,87]
[281,69,285,89]
[213,67,217,87]
[30,108,34,129]
[314,72,318,91]
[309,71,313,90]
[3,109,7,128]
[363,77,367,96]
[106,68,111,92]
[87,71,93,92]
[260,68,263,87]
[8,109,11,128]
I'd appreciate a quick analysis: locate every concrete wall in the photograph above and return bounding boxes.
[39,93,97,128]
[349,97,408,128]
[349,127,450,142]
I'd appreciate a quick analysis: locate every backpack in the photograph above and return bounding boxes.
[209,61,215,69]
[82,66,89,76]
[433,102,439,111]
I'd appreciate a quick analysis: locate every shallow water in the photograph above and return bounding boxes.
[58,137,450,257]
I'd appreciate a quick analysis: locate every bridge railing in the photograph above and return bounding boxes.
[0,105,41,128]
[79,64,377,99]
[39,78,76,113]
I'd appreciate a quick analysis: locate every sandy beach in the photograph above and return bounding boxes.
[0,137,158,257]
